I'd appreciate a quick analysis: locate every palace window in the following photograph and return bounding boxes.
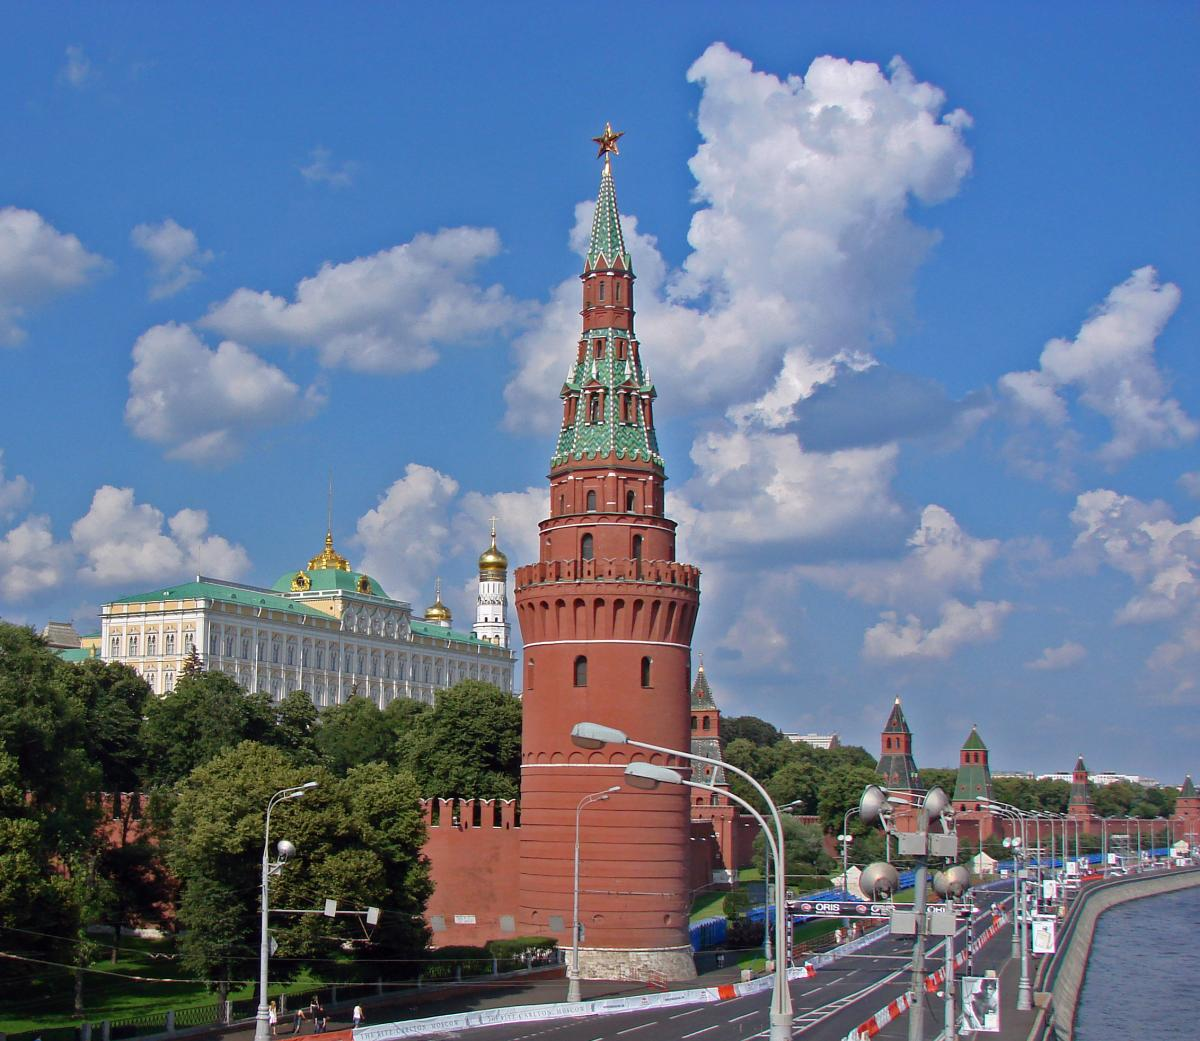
[286,645,295,666]
[330,649,339,670]
[316,647,324,669]
[226,636,235,657]
[128,634,139,657]
[272,642,280,664]
[573,655,588,687]
[183,632,194,652]
[165,632,176,655]
[110,635,120,657]
[209,632,219,655]
[164,670,175,692]
[147,633,157,657]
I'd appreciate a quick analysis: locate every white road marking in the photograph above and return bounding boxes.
[615,1023,654,1035]
[669,1008,703,1019]
[681,1026,720,1039]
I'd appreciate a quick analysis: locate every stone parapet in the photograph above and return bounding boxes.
[576,944,697,982]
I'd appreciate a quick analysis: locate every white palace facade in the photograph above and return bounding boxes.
[99,529,515,707]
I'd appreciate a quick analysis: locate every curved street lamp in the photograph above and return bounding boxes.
[568,785,620,1003]
[572,722,792,1041]
[255,782,318,1041]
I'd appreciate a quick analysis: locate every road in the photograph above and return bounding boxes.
[395,886,1014,1041]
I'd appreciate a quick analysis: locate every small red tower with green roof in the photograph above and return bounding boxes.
[514,128,702,981]
[1172,775,1199,847]
[952,725,998,843]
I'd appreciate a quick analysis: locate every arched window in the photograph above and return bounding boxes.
[615,281,622,302]
[527,658,534,690]
[598,281,605,301]
[641,656,652,688]
[691,715,697,731]
[581,533,594,561]
[632,534,643,559]
[586,490,597,512]
[589,395,601,423]
[626,490,636,512]
[702,716,711,731]
[573,655,588,687]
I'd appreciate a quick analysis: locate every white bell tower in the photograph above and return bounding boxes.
[473,518,510,648]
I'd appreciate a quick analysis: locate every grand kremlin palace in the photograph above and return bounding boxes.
[98,527,515,706]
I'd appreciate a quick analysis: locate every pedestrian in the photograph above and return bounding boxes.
[352,1004,365,1030]
[268,1000,278,1037]
[313,1001,327,1035]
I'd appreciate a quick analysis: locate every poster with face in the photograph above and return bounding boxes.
[1032,915,1057,955]
[960,976,1001,1032]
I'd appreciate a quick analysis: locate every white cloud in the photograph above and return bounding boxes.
[131,218,214,299]
[800,504,1001,608]
[1178,471,1200,499]
[354,464,461,605]
[70,486,250,586]
[0,515,73,600]
[299,147,357,188]
[124,322,323,463]
[863,599,1013,661]
[1070,489,1200,625]
[1026,641,1087,671]
[505,44,973,433]
[203,227,514,373]
[1001,267,1194,465]
[0,207,106,344]
[60,45,92,87]
[0,452,32,520]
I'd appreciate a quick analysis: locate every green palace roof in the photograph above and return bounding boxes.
[271,568,389,598]
[56,647,96,662]
[410,619,493,646]
[111,580,328,620]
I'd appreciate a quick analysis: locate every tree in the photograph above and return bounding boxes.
[57,659,151,793]
[168,742,431,992]
[921,768,957,798]
[274,690,320,761]
[752,817,835,887]
[140,671,277,787]
[720,715,783,749]
[314,695,426,775]
[816,765,881,834]
[399,681,521,799]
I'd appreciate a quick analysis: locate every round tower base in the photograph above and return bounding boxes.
[576,945,697,982]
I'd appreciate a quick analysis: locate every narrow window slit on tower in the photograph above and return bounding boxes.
[574,655,588,687]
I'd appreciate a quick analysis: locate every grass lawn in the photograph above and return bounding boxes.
[689,889,728,923]
[0,937,320,1034]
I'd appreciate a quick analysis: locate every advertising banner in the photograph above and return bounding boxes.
[960,976,1001,1032]
[1031,915,1057,954]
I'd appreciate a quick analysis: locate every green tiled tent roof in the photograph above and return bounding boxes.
[586,160,631,273]
[1181,775,1196,797]
[691,666,717,710]
[953,726,992,804]
[962,726,987,751]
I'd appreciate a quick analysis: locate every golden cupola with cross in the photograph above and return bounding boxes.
[473,519,510,647]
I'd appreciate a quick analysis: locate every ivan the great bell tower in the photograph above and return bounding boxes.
[514,127,702,980]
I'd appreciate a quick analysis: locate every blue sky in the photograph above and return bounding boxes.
[2,3,1197,780]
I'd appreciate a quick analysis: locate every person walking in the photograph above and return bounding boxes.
[352,1004,365,1030]
[268,1001,278,1037]
[312,1000,327,1035]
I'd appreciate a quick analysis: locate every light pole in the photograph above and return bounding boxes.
[255,781,318,1041]
[568,785,620,1003]
[837,807,855,897]
[572,722,792,1041]
[983,799,1032,1011]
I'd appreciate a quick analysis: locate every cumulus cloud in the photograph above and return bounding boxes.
[71,486,250,586]
[1026,641,1087,671]
[1001,267,1194,468]
[124,323,323,463]
[1178,471,1200,499]
[353,464,544,614]
[131,218,214,298]
[203,227,515,373]
[0,515,73,600]
[0,207,106,344]
[800,505,1001,608]
[1071,489,1200,625]
[863,598,1013,661]
[505,44,973,433]
[299,147,357,188]
[0,452,32,520]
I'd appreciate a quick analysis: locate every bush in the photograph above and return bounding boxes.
[423,945,492,981]
[485,936,557,962]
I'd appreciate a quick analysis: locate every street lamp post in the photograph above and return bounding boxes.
[982,799,1032,1011]
[837,807,855,897]
[568,785,620,1003]
[572,722,792,1041]
[255,781,318,1041]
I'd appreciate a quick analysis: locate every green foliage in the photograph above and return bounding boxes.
[992,777,1071,813]
[313,694,426,775]
[167,742,430,989]
[484,936,557,960]
[920,767,957,798]
[720,715,783,748]
[398,680,521,799]
[1092,779,1176,819]
[140,670,277,787]
[57,659,151,792]
[752,818,835,884]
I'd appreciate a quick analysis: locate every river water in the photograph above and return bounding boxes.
[1074,885,1200,1040]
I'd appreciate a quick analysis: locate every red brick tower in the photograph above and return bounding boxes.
[877,699,922,830]
[514,129,702,981]
[1172,775,1199,847]
[1067,754,1093,823]
[952,726,997,843]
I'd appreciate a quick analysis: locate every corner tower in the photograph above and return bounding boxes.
[952,726,993,812]
[1068,755,1093,821]
[514,130,701,981]
[878,698,921,792]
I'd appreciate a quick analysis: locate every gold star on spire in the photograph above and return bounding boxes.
[593,121,624,160]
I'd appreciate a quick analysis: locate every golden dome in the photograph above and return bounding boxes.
[478,523,508,574]
[308,531,351,572]
[424,577,452,623]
